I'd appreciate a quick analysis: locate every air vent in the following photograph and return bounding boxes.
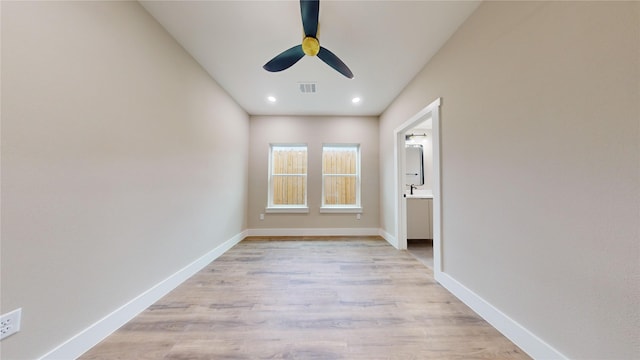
[298,82,317,93]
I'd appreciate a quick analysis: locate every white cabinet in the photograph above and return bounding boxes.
[407,198,432,239]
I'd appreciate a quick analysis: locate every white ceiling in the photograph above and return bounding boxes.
[140,1,480,116]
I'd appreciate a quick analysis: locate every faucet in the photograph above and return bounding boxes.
[409,184,418,195]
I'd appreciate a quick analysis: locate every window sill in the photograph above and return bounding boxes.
[319,207,363,214]
[265,206,309,214]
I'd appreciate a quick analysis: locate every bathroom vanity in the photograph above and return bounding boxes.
[406,192,433,240]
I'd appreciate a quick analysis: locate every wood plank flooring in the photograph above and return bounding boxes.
[407,239,434,270]
[80,237,530,359]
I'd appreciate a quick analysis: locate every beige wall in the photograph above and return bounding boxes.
[248,116,379,230]
[0,2,249,359]
[380,1,639,358]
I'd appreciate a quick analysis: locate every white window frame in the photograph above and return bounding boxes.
[266,144,309,213]
[320,144,362,214]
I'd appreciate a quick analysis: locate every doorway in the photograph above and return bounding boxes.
[394,98,442,276]
[405,120,434,269]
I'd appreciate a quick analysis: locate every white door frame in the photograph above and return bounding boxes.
[394,98,442,275]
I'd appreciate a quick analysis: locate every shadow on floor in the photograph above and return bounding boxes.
[407,239,433,269]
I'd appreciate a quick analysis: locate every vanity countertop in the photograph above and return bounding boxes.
[405,190,433,199]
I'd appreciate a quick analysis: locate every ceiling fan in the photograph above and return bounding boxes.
[263,0,354,79]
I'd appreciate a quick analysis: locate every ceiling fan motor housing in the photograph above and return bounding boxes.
[302,36,320,56]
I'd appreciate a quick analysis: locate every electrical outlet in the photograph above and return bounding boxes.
[0,308,22,340]
[259,213,265,221]
[356,213,361,220]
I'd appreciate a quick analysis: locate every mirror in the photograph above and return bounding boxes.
[405,144,424,186]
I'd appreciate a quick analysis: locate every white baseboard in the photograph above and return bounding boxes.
[247,228,380,237]
[38,230,248,360]
[435,272,567,360]
[378,228,397,248]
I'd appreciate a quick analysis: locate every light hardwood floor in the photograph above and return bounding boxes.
[407,239,433,269]
[81,237,530,359]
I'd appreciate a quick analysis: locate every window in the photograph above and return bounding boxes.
[321,144,361,213]
[267,144,308,212]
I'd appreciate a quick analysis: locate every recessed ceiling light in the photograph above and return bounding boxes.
[352,97,361,104]
[267,96,277,103]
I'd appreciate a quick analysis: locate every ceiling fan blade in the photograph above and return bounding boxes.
[263,45,305,72]
[300,0,319,37]
[317,46,354,79]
